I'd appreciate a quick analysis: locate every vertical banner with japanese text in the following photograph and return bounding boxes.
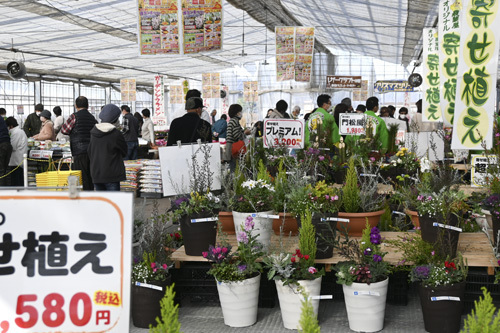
[153,75,167,128]
[0,192,133,332]
[422,28,442,122]
[439,0,461,126]
[451,0,500,150]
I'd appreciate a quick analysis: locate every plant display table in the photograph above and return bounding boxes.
[171,231,498,274]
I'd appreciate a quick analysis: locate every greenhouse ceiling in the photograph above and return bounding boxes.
[0,0,441,87]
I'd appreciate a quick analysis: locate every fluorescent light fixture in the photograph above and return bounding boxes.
[92,62,115,70]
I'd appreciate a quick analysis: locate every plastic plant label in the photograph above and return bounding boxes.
[191,217,218,223]
[432,222,462,232]
[308,295,333,300]
[353,291,380,296]
[392,211,405,216]
[431,296,460,301]
[322,217,349,222]
[135,282,163,291]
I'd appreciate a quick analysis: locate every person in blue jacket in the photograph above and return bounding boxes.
[212,114,227,141]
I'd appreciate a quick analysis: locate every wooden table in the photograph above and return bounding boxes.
[171,231,499,274]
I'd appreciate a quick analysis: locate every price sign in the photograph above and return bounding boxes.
[263,119,305,149]
[29,150,54,159]
[471,155,498,187]
[0,192,133,332]
[339,114,366,136]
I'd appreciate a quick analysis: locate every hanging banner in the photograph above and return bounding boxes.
[275,27,295,54]
[263,119,305,149]
[276,54,295,82]
[243,81,258,103]
[439,0,461,126]
[451,0,500,150]
[169,85,183,104]
[422,28,442,122]
[326,76,362,89]
[120,79,136,102]
[0,192,133,332]
[153,75,164,118]
[182,0,223,54]
[295,54,313,82]
[295,27,315,54]
[201,73,220,99]
[137,0,180,55]
[373,80,414,93]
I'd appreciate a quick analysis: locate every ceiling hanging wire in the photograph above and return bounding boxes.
[239,1,247,57]
[262,7,269,65]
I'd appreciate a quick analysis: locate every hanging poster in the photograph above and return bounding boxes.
[137,0,180,55]
[295,27,315,54]
[201,73,221,99]
[182,0,223,54]
[326,76,362,89]
[153,75,165,118]
[211,73,220,86]
[451,0,500,150]
[243,81,258,103]
[276,54,295,82]
[422,28,442,122]
[120,79,137,102]
[295,55,313,82]
[275,27,295,54]
[439,0,461,126]
[170,85,184,104]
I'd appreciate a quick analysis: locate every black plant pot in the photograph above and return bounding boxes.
[418,282,465,333]
[180,213,218,256]
[492,214,500,247]
[297,213,337,259]
[419,213,460,259]
[131,276,171,328]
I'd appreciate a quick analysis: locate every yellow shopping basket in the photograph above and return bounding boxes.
[36,158,82,190]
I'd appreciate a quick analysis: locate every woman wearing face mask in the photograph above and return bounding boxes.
[224,104,250,165]
[33,110,56,141]
[23,103,43,137]
[398,107,410,132]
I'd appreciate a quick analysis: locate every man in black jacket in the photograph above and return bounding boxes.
[120,105,140,160]
[61,96,97,190]
[88,104,127,191]
[167,97,211,146]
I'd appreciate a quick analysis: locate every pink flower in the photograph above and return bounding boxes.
[496,133,500,137]
[308,267,318,274]
[325,195,330,200]
[331,195,338,201]
[370,157,376,162]
[431,251,435,256]
[318,155,325,161]
[202,251,208,258]
[222,247,228,253]
[162,264,167,269]
[151,262,156,268]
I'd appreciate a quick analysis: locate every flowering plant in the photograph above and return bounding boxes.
[203,216,264,282]
[382,147,420,174]
[171,191,221,220]
[335,222,389,285]
[132,251,170,284]
[164,230,183,256]
[483,193,500,220]
[415,189,469,219]
[410,255,468,288]
[232,179,275,212]
[263,249,324,286]
[286,181,341,218]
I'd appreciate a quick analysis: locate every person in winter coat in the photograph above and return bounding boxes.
[87,104,127,191]
[33,110,56,141]
[212,114,227,141]
[141,108,156,147]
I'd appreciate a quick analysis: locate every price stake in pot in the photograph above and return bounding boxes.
[263,119,305,149]
[0,191,133,332]
[339,114,366,136]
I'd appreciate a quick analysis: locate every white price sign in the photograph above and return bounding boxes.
[471,155,498,187]
[263,119,305,149]
[29,150,54,159]
[339,114,366,135]
[0,192,133,332]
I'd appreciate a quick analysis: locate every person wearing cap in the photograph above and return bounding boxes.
[341,97,354,113]
[23,103,43,137]
[120,105,140,160]
[61,96,98,191]
[33,110,56,141]
[166,97,212,146]
[87,104,127,191]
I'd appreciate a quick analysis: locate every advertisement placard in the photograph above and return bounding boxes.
[263,119,305,149]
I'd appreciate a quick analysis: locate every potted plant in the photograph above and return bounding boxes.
[287,181,342,259]
[410,255,468,333]
[131,251,171,328]
[271,160,299,236]
[164,230,183,257]
[202,215,264,327]
[379,147,420,181]
[171,191,221,256]
[338,156,386,236]
[483,192,500,246]
[335,221,390,332]
[263,210,324,330]
[232,165,276,248]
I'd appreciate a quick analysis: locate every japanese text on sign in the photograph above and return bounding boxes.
[471,154,498,187]
[422,28,442,122]
[0,192,133,332]
[339,114,366,136]
[326,76,362,89]
[373,81,414,92]
[263,119,305,149]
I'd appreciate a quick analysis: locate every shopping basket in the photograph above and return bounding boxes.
[36,158,82,190]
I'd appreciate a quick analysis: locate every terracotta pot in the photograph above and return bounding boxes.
[405,209,420,228]
[338,209,385,236]
[218,211,235,235]
[272,212,299,236]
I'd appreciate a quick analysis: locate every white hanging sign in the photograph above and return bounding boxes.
[422,28,442,122]
[263,119,305,149]
[471,154,498,187]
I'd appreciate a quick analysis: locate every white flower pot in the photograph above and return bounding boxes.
[232,210,274,249]
[275,277,322,330]
[342,277,389,332]
[482,209,493,229]
[216,274,261,327]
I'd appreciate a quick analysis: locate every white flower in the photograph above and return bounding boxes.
[242,180,257,189]
[397,158,402,164]
[420,157,431,173]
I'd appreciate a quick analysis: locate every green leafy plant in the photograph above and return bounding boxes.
[287,181,341,218]
[132,251,170,284]
[149,284,181,333]
[461,287,500,332]
[298,209,317,264]
[410,254,468,288]
[298,291,321,333]
[342,157,360,213]
[385,231,440,268]
[232,179,275,212]
[272,160,289,212]
[170,191,222,221]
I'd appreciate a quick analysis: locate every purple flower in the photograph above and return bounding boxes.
[174,196,189,207]
[370,227,381,245]
[413,266,430,279]
[244,216,255,231]
[237,231,249,244]
[238,264,247,273]
[373,254,382,262]
[318,155,325,161]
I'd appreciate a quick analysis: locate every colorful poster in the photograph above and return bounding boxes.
[211,73,220,85]
[263,119,305,149]
[451,0,500,150]
[276,54,295,82]
[275,27,295,54]
[295,27,315,54]
[137,0,180,55]
[154,75,164,118]
[243,81,258,103]
[201,72,221,99]
[439,0,461,126]
[202,73,211,86]
[295,54,313,82]
[169,85,183,104]
[422,28,442,122]
[182,0,223,54]
[373,80,414,93]
[120,79,137,102]
[0,192,132,332]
